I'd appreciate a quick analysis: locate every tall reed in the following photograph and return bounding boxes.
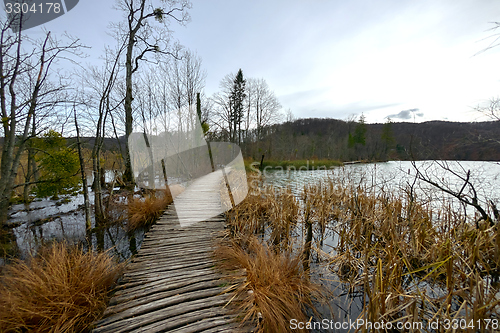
[224,170,500,329]
[319,173,500,326]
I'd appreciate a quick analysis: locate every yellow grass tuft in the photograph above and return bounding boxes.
[127,189,173,231]
[0,242,123,332]
[216,236,323,333]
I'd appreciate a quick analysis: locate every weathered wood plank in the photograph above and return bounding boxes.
[107,278,228,312]
[112,268,221,296]
[95,294,230,333]
[147,316,241,333]
[132,306,232,333]
[93,169,250,332]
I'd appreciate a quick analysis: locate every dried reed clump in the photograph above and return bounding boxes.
[0,242,123,332]
[216,236,322,333]
[127,190,172,231]
[225,188,273,236]
[223,170,500,326]
[320,177,500,324]
[226,181,299,250]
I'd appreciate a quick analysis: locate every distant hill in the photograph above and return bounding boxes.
[240,118,500,162]
[4,119,497,162]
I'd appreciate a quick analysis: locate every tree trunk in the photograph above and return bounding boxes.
[123,33,135,186]
[23,145,34,203]
[93,154,105,226]
[74,109,92,241]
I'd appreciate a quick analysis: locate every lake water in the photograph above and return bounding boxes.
[262,160,500,218]
[7,160,499,260]
[6,186,143,261]
[259,160,500,331]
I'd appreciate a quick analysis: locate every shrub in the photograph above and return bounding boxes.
[33,130,81,198]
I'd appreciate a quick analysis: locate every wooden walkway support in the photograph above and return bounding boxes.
[93,170,248,333]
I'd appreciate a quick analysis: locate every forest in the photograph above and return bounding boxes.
[239,117,500,162]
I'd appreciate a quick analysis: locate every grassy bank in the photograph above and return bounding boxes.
[0,242,122,332]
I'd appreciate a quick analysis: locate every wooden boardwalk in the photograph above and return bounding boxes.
[93,170,248,333]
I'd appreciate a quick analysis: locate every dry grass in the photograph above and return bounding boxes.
[0,242,123,332]
[216,236,323,333]
[222,170,500,328]
[217,173,326,331]
[226,174,299,251]
[313,176,500,325]
[127,189,173,231]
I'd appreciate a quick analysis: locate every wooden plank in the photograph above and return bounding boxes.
[108,275,228,309]
[122,260,215,278]
[93,169,252,332]
[132,306,232,333]
[147,316,240,333]
[104,279,227,316]
[94,295,230,333]
[112,268,221,295]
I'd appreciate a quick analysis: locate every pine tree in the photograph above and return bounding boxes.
[353,114,367,145]
[230,69,246,144]
[381,117,396,158]
[381,118,396,149]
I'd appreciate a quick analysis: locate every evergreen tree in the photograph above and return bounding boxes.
[381,117,396,154]
[347,114,367,160]
[353,113,367,145]
[230,69,246,144]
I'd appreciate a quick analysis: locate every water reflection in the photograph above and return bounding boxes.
[6,186,145,262]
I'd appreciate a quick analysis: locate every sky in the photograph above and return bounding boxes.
[12,0,500,124]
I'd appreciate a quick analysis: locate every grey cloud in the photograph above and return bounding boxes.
[386,108,422,120]
[291,102,402,120]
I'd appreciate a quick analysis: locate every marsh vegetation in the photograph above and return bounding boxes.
[218,162,500,332]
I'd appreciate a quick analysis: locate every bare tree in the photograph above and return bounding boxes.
[75,41,125,237]
[252,78,282,140]
[114,0,191,185]
[475,97,500,121]
[181,50,206,132]
[475,21,500,56]
[165,49,206,133]
[212,74,282,143]
[211,73,236,141]
[411,160,498,227]
[285,108,294,123]
[73,105,91,241]
[0,17,82,226]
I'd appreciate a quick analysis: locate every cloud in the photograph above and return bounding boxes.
[386,108,423,120]
[280,92,402,120]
